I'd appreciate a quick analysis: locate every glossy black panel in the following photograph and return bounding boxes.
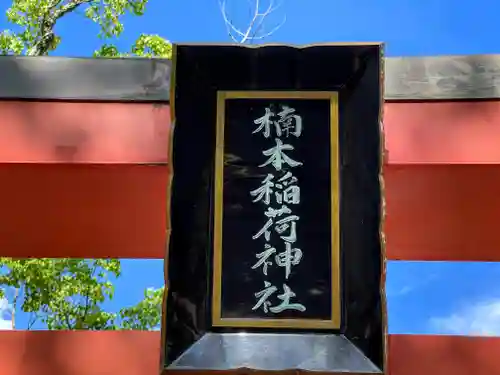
[164,44,385,374]
[219,97,335,323]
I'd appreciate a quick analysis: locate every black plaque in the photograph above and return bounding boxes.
[163,43,386,375]
[213,92,340,329]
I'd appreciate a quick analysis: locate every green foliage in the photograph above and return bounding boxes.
[0,258,164,330]
[0,0,171,57]
[0,0,168,330]
[119,287,163,330]
[94,33,172,57]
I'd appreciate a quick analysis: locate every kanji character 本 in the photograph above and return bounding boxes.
[269,284,306,313]
[277,105,302,138]
[253,107,279,138]
[250,174,274,205]
[259,138,303,171]
[251,244,276,275]
[275,242,303,279]
[252,281,278,313]
[275,172,300,205]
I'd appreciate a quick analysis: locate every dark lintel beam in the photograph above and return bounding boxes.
[1,53,499,101]
[0,56,171,102]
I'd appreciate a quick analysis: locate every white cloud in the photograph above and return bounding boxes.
[387,273,438,298]
[0,297,12,330]
[430,299,500,336]
[387,285,414,297]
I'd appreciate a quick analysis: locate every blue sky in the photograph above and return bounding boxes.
[1,0,500,335]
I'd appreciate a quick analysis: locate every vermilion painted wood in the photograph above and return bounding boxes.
[385,101,500,164]
[388,334,500,375]
[0,331,497,375]
[0,101,170,163]
[2,101,500,164]
[0,164,167,259]
[385,165,500,261]
[0,331,160,375]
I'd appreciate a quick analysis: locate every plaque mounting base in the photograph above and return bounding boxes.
[165,333,382,374]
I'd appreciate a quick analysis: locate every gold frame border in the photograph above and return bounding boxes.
[212,90,340,329]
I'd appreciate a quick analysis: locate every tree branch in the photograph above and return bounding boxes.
[249,0,286,41]
[218,0,286,44]
[11,287,18,330]
[27,312,40,330]
[53,0,93,21]
[64,310,73,329]
[76,264,97,329]
[27,0,92,55]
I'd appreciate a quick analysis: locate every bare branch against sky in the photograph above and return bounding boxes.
[218,0,286,44]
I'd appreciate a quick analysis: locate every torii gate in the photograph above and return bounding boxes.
[0,49,498,375]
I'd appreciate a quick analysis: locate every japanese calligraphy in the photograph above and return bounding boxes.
[252,281,305,313]
[253,105,303,138]
[259,138,303,171]
[249,103,306,315]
